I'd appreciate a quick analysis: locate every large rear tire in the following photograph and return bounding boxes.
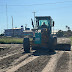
[23,38,30,53]
[48,37,57,52]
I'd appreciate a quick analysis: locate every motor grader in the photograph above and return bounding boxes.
[23,16,71,53]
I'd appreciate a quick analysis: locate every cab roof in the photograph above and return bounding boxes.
[35,16,51,18]
[35,16,52,20]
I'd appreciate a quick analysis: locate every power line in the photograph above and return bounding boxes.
[0,1,72,6]
[11,16,13,29]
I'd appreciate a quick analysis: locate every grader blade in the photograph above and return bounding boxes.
[55,38,71,51]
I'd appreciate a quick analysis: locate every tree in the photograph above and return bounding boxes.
[56,30,64,37]
[68,27,70,30]
[66,25,70,31]
[0,34,4,36]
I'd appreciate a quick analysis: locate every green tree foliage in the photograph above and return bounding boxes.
[56,30,64,37]
[0,34,4,36]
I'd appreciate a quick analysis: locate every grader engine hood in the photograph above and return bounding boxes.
[34,29,49,44]
[34,30,41,44]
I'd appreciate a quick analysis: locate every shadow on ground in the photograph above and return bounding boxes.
[32,47,56,56]
[22,47,56,56]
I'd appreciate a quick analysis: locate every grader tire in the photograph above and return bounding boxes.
[48,37,57,52]
[23,38,30,53]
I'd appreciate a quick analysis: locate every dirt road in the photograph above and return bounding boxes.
[0,44,72,72]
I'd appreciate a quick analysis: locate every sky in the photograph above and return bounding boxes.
[0,0,72,34]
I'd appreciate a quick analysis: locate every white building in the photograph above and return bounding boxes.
[4,27,24,37]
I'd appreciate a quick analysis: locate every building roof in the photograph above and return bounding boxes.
[5,28,22,30]
[35,16,52,20]
[13,28,21,29]
[23,30,33,32]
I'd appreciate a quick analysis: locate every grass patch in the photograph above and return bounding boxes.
[0,37,23,44]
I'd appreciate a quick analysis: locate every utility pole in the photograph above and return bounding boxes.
[6,4,8,29]
[11,16,13,29]
[53,27,54,35]
[11,16,14,36]
[25,24,27,28]
[25,24,27,30]
[32,12,36,25]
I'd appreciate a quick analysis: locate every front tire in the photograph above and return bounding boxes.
[23,38,30,53]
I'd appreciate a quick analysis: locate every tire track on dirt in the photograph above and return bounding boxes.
[42,51,64,72]
[5,55,39,72]
[54,51,70,72]
[15,51,61,72]
[0,44,36,72]
[68,51,72,72]
[0,52,33,72]
[0,52,19,60]
[0,45,23,60]
[0,48,23,61]
[0,53,24,70]
[2,51,50,72]
[16,55,51,72]
[0,44,23,57]
[67,46,72,72]
[0,45,25,71]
